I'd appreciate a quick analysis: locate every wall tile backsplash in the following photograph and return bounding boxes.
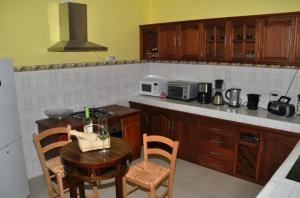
[15,62,300,178]
[150,63,300,108]
[15,63,150,178]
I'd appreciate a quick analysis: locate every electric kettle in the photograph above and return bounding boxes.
[225,88,242,107]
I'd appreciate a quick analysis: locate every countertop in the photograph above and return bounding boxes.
[129,95,300,133]
[256,140,300,198]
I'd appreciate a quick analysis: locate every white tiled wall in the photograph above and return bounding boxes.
[15,62,300,178]
[150,63,300,108]
[15,63,150,178]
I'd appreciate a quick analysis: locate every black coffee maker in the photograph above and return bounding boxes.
[198,83,212,104]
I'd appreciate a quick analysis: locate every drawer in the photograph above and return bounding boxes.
[199,132,235,150]
[200,118,236,137]
[199,143,234,163]
[198,155,233,174]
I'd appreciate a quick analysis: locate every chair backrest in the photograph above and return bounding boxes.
[143,134,179,173]
[33,125,71,173]
[33,125,71,159]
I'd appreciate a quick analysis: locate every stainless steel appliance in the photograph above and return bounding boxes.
[212,79,226,105]
[225,88,242,107]
[296,94,300,116]
[268,96,295,117]
[167,80,198,101]
[139,77,168,97]
[198,82,212,104]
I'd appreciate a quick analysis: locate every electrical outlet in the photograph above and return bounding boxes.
[268,91,280,102]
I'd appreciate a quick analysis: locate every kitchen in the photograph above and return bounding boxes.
[1,0,300,198]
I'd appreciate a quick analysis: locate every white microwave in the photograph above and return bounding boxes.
[139,78,168,97]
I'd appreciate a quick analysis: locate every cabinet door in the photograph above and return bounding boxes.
[259,132,298,184]
[148,113,170,138]
[158,24,178,60]
[178,22,201,61]
[203,20,227,61]
[294,15,300,65]
[140,26,158,60]
[171,118,198,162]
[260,15,296,64]
[230,17,259,62]
[121,114,142,159]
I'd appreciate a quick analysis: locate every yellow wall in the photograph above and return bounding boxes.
[1,0,300,66]
[150,0,300,23]
[0,0,150,66]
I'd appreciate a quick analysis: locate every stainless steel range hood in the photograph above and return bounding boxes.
[48,2,108,52]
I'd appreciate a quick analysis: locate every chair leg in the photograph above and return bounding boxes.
[167,177,173,198]
[122,177,128,198]
[56,173,65,198]
[149,187,156,198]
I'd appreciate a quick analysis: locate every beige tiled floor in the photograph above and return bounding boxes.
[28,158,262,198]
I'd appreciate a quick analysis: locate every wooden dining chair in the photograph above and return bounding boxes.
[33,125,71,198]
[122,134,179,198]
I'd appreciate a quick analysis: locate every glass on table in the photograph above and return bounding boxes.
[97,113,110,153]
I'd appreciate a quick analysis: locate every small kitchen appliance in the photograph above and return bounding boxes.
[296,94,300,116]
[247,94,260,110]
[167,80,198,101]
[267,96,295,117]
[225,88,242,107]
[139,76,168,97]
[198,82,212,104]
[212,79,226,105]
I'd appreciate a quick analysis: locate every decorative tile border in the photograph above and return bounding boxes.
[14,59,298,72]
[14,60,145,72]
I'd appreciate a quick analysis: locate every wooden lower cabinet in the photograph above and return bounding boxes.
[129,102,300,184]
[121,114,142,159]
[259,131,299,184]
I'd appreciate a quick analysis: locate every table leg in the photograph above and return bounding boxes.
[68,175,77,198]
[78,181,85,198]
[115,164,123,198]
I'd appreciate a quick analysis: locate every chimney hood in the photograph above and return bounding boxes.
[48,2,108,52]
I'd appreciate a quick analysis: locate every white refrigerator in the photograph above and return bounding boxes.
[0,59,29,197]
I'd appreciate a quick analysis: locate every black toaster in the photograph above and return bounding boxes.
[267,96,295,117]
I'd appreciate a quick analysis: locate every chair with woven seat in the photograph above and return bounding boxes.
[122,134,179,198]
[33,125,99,198]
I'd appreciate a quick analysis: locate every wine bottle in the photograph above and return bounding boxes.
[83,107,93,133]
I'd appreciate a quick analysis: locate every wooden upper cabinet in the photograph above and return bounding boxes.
[203,20,228,61]
[259,15,296,64]
[294,15,300,65]
[158,24,179,60]
[229,17,259,62]
[140,26,158,60]
[178,22,201,60]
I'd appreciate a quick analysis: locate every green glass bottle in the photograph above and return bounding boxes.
[83,107,93,133]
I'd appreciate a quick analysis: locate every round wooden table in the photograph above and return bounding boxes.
[60,137,132,198]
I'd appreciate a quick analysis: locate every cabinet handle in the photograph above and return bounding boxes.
[261,140,264,152]
[174,37,177,47]
[209,151,219,156]
[209,163,219,168]
[210,139,221,144]
[211,127,221,131]
[168,120,171,131]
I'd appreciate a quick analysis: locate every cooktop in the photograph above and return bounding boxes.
[286,156,300,182]
[72,107,112,120]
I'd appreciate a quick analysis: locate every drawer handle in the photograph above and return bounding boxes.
[209,163,219,168]
[211,127,221,131]
[210,140,221,144]
[209,151,219,156]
